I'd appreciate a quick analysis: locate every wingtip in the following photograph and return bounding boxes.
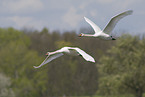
[126,10,133,15]
[92,60,95,63]
[89,60,95,63]
[89,59,95,63]
[84,16,88,20]
[33,66,39,69]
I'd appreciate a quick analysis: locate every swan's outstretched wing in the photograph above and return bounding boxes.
[72,47,95,63]
[103,10,133,34]
[33,53,64,68]
[84,17,102,34]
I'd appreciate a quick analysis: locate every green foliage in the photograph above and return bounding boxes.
[97,35,145,97]
[26,29,109,96]
[0,73,15,97]
[0,28,47,97]
[0,27,30,47]
[55,40,73,48]
[0,27,114,97]
[40,27,49,34]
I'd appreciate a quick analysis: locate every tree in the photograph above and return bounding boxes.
[97,35,145,97]
[0,28,48,97]
[26,28,114,96]
[0,73,15,97]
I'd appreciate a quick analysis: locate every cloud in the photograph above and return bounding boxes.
[0,0,144,33]
[62,7,83,28]
[7,16,32,27]
[0,0,44,13]
[96,0,115,4]
[0,16,45,31]
[10,16,48,31]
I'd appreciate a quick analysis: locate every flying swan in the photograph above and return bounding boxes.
[79,10,133,40]
[33,47,95,68]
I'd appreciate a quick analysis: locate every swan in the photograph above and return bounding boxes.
[79,10,133,40]
[33,47,95,68]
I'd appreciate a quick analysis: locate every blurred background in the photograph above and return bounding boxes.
[0,0,145,97]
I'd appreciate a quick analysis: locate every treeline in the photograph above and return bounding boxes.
[0,27,114,97]
[97,35,145,97]
[1,27,144,97]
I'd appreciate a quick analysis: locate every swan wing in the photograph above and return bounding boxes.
[33,53,64,68]
[84,17,102,34]
[103,10,133,34]
[72,47,95,63]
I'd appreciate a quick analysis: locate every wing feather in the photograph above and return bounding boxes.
[33,53,64,68]
[84,17,102,34]
[72,47,95,63]
[103,10,133,34]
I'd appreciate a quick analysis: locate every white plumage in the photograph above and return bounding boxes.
[33,47,95,68]
[79,10,133,40]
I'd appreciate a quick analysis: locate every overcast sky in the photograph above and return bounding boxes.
[0,0,145,34]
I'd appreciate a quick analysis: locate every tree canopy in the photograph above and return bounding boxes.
[0,27,114,97]
[97,35,145,97]
[1,27,144,97]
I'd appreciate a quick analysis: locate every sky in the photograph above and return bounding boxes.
[0,0,145,34]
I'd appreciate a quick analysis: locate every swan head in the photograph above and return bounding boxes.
[110,36,116,40]
[45,52,50,56]
[78,33,84,37]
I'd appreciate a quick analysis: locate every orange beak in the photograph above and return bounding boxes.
[78,34,82,37]
[45,53,48,55]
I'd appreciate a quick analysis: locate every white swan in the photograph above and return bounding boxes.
[33,47,95,68]
[79,10,133,40]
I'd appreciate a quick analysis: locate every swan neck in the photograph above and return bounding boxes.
[83,34,94,37]
[49,50,59,55]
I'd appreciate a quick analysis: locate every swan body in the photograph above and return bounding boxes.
[33,47,95,68]
[79,10,133,40]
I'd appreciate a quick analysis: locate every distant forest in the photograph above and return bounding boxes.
[0,27,145,97]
